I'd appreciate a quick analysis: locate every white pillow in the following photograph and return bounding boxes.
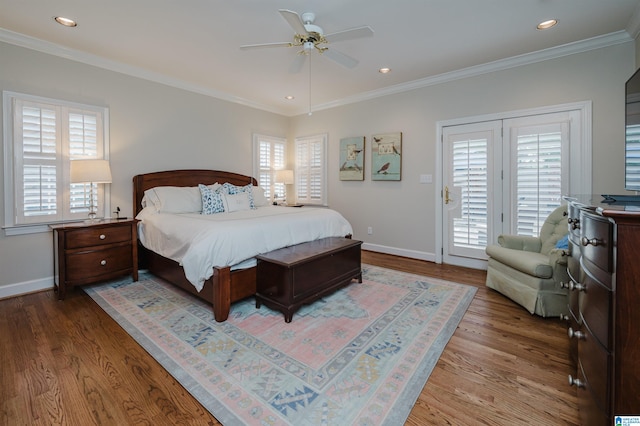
[143,186,202,213]
[223,191,252,212]
[252,186,269,207]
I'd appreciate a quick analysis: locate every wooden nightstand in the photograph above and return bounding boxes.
[50,219,138,299]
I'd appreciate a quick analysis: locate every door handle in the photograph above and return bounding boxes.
[444,186,452,204]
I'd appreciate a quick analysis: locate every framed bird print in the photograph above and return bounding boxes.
[339,136,365,181]
[372,132,402,181]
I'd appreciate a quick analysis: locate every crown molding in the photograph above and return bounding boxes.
[0,28,284,115]
[0,27,633,118]
[300,30,634,116]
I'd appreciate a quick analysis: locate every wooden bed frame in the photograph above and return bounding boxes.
[133,169,259,322]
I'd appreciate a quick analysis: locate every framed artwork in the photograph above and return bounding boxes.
[339,136,365,181]
[372,132,402,181]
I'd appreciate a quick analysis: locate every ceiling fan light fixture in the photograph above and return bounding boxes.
[54,16,77,27]
[536,19,558,30]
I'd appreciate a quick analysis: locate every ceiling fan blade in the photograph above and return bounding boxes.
[240,42,292,50]
[289,54,307,74]
[325,26,374,43]
[279,9,308,35]
[322,48,359,68]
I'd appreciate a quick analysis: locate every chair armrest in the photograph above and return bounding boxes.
[497,234,542,252]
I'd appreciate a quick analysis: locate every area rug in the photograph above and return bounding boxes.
[85,264,476,425]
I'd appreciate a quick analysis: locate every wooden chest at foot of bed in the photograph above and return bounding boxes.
[255,237,362,322]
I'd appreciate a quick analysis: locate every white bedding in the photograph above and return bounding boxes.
[136,205,353,292]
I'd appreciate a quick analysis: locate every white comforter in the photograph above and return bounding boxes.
[137,206,353,292]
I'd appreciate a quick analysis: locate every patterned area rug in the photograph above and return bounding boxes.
[85,264,476,425]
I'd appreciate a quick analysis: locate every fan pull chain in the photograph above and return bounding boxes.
[308,53,312,116]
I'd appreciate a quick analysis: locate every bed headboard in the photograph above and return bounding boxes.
[132,169,258,216]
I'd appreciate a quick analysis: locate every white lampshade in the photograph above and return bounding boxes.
[275,169,294,185]
[70,159,112,184]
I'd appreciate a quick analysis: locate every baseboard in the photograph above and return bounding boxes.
[362,243,436,263]
[0,276,53,300]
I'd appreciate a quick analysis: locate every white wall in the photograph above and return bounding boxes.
[0,41,288,296]
[290,42,635,260]
[0,39,636,297]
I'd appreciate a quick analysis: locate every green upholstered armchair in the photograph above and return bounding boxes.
[485,205,569,317]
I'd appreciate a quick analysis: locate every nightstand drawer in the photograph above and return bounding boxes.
[65,243,133,282]
[64,224,132,249]
[51,219,138,299]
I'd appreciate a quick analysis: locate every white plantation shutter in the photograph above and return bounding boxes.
[253,134,286,201]
[295,134,327,205]
[452,138,488,249]
[507,117,569,237]
[4,92,108,232]
[19,104,59,218]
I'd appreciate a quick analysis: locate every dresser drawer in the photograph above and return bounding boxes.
[567,202,582,238]
[65,243,133,282]
[580,272,612,350]
[65,224,132,249]
[579,212,613,273]
[576,360,610,426]
[578,321,611,415]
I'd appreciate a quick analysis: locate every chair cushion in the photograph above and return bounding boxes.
[485,245,553,278]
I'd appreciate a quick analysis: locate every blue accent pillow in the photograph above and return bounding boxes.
[199,184,225,214]
[221,182,256,209]
[556,234,569,250]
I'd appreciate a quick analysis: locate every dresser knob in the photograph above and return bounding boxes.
[581,236,601,247]
[568,281,585,292]
[100,260,107,266]
[568,327,585,340]
[568,375,585,388]
[99,234,106,240]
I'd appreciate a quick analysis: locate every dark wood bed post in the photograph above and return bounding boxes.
[212,267,231,322]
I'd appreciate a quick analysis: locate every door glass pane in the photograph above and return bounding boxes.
[514,125,563,236]
[452,138,488,250]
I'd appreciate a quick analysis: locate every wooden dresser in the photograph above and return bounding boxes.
[51,219,138,299]
[565,196,640,424]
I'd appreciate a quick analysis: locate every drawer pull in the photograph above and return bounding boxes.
[100,260,107,266]
[568,281,585,292]
[580,236,601,247]
[560,281,569,289]
[568,375,585,388]
[99,234,106,240]
[567,218,580,230]
[568,327,585,340]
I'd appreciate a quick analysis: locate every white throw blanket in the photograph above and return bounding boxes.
[137,206,353,291]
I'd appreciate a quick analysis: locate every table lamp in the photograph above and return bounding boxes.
[70,159,112,221]
[275,169,294,205]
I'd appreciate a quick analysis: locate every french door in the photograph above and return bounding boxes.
[441,108,583,268]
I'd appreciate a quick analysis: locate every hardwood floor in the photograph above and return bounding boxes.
[0,251,579,425]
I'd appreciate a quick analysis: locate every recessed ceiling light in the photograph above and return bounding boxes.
[379,67,391,74]
[537,19,557,30]
[285,95,295,100]
[54,16,77,27]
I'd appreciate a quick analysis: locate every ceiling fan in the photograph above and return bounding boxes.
[240,9,374,73]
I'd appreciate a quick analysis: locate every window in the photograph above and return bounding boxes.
[3,92,109,235]
[253,133,286,202]
[295,134,327,206]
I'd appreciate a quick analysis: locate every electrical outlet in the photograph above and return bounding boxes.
[367,226,373,235]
